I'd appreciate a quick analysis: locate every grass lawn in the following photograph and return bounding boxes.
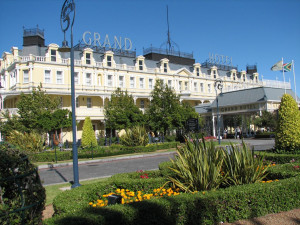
[44,177,110,206]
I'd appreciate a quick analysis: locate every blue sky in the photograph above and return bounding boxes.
[1,0,299,98]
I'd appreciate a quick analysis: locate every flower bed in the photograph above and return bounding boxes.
[44,162,300,225]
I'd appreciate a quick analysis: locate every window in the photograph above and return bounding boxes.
[208,84,211,93]
[160,79,164,85]
[45,70,51,83]
[56,71,63,84]
[168,80,172,87]
[233,73,236,81]
[184,81,188,91]
[140,100,145,109]
[76,97,79,108]
[194,82,198,91]
[85,73,91,85]
[130,77,135,88]
[23,70,29,83]
[86,53,91,65]
[164,63,167,73]
[107,75,113,87]
[256,76,258,83]
[149,79,153,89]
[139,60,143,70]
[200,83,204,92]
[139,78,144,89]
[243,74,246,82]
[51,49,56,62]
[119,76,124,87]
[87,97,92,108]
[179,81,182,90]
[107,55,112,67]
[196,68,200,76]
[213,70,217,79]
[74,72,79,85]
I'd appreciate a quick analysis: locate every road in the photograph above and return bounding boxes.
[39,138,274,186]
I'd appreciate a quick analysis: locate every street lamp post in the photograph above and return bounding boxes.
[214,79,223,145]
[59,0,80,188]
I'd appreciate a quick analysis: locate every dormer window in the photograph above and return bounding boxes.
[243,74,246,82]
[86,53,91,65]
[107,55,112,67]
[164,63,168,73]
[233,72,236,81]
[256,76,258,83]
[51,49,56,62]
[213,70,217,79]
[139,60,143,70]
[196,68,200,76]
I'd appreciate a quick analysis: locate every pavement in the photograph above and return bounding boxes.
[38,138,275,186]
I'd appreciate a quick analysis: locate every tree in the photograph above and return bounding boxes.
[81,117,97,148]
[104,88,145,130]
[253,111,277,131]
[146,80,199,134]
[275,94,300,152]
[16,86,60,133]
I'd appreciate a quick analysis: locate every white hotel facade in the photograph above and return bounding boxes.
[0,28,295,142]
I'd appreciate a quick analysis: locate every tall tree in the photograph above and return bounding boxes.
[275,94,300,152]
[146,80,199,134]
[104,88,145,130]
[81,117,97,148]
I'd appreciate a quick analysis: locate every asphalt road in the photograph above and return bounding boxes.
[39,152,176,186]
[39,138,275,186]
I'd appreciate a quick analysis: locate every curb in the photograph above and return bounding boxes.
[38,151,176,170]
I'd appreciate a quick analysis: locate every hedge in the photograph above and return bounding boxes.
[254,132,275,139]
[44,162,300,225]
[255,151,300,164]
[29,142,178,162]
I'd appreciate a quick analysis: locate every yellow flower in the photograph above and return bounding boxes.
[89,202,93,205]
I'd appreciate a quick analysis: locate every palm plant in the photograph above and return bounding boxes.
[168,138,226,192]
[222,142,269,186]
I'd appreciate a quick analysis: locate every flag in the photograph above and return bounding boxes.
[283,62,292,72]
[271,60,283,71]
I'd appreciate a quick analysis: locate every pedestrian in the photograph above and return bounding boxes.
[236,127,241,139]
[224,128,228,139]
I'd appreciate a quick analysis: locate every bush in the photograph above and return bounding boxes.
[255,151,300,164]
[168,138,225,192]
[45,163,300,225]
[6,130,44,153]
[119,126,149,147]
[275,94,300,152]
[222,142,269,186]
[254,132,275,138]
[0,143,45,224]
[81,117,98,148]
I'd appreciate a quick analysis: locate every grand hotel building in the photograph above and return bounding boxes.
[0,28,298,141]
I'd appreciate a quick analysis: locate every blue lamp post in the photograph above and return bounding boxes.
[214,79,223,145]
[59,0,80,188]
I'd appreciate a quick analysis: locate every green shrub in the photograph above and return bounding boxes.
[0,143,45,224]
[222,142,269,186]
[81,117,98,148]
[6,130,44,153]
[255,151,300,164]
[168,139,226,192]
[119,126,149,146]
[254,132,275,138]
[275,94,300,152]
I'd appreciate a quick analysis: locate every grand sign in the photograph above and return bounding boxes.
[82,31,133,51]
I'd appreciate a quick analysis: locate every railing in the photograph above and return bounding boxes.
[95,62,103,67]
[20,56,31,62]
[35,56,45,62]
[127,66,135,71]
[263,79,291,89]
[143,46,194,59]
[74,60,81,66]
[61,59,69,64]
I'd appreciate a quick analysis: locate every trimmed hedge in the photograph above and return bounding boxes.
[45,161,300,225]
[254,132,275,138]
[30,142,178,162]
[255,151,300,164]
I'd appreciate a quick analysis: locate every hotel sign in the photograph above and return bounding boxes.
[209,53,232,66]
[82,31,133,51]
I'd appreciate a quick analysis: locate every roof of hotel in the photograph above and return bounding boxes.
[195,87,298,114]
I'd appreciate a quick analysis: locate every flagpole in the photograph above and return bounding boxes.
[292,60,297,102]
[282,57,286,94]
